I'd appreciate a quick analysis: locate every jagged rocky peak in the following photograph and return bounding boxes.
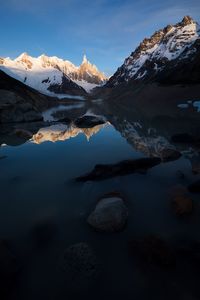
[179,15,195,26]
[136,30,164,54]
[37,54,77,73]
[0,52,107,94]
[14,52,33,69]
[107,16,200,87]
[15,52,30,61]
[80,54,98,71]
[82,54,88,64]
[54,53,107,87]
[132,15,197,55]
[80,54,105,75]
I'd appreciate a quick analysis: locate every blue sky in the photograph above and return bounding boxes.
[0,0,199,76]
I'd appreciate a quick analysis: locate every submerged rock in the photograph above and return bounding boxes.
[159,148,182,162]
[74,115,105,128]
[76,157,161,181]
[188,180,200,193]
[129,236,175,267]
[87,192,128,232]
[61,242,99,286]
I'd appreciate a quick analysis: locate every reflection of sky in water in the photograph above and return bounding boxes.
[193,101,200,112]
[0,124,138,236]
[178,100,200,111]
[0,123,199,239]
[1,119,200,299]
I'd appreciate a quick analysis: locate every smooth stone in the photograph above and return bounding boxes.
[87,193,128,232]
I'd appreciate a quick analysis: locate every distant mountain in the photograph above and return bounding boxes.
[68,55,107,91]
[0,53,107,95]
[107,16,200,87]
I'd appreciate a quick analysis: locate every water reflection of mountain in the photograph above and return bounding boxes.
[32,122,106,144]
[1,97,200,157]
[111,117,174,157]
[100,100,200,158]
[0,103,106,146]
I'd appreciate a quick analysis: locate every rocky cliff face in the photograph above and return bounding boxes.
[107,16,200,87]
[72,55,106,84]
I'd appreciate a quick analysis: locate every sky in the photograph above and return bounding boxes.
[0,0,199,76]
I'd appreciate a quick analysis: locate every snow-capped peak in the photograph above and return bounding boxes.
[0,53,107,94]
[179,15,196,26]
[14,52,30,61]
[82,54,88,64]
[107,16,200,87]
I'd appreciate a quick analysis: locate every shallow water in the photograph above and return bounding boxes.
[1,101,200,299]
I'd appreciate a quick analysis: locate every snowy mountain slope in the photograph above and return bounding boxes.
[0,53,85,97]
[107,16,200,87]
[0,53,107,95]
[73,80,103,93]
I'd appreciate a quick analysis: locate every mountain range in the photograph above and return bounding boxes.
[107,16,200,87]
[0,16,200,123]
[0,53,107,95]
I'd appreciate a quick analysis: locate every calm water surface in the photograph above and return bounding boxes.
[0,101,200,299]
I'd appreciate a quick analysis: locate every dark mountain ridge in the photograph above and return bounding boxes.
[106,16,200,87]
[0,70,51,123]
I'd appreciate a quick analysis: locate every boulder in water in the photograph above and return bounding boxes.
[87,192,128,232]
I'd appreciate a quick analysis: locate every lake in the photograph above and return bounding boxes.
[1,99,200,299]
